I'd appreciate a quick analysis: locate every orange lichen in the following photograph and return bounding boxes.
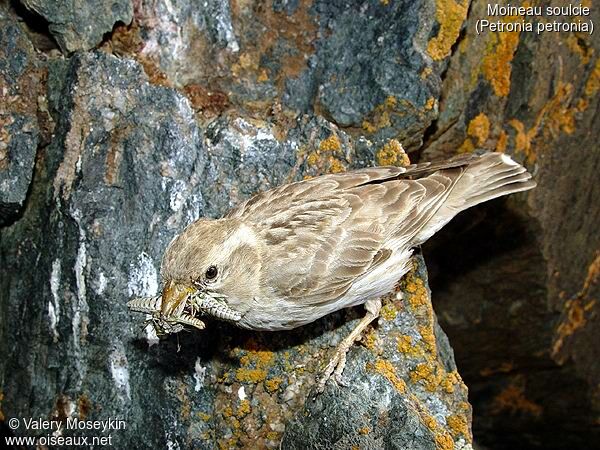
[491,377,543,417]
[361,329,378,350]
[358,426,370,435]
[236,400,251,418]
[481,22,520,97]
[566,34,594,65]
[404,276,428,309]
[264,377,283,393]
[457,138,475,154]
[508,119,536,163]
[584,59,600,98]
[235,367,268,383]
[427,0,469,61]
[397,334,421,357]
[418,325,437,354]
[410,362,443,391]
[304,133,347,174]
[369,359,407,393]
[425,97,436,110]
[496,130,508,152]
[319,134,342,153]
[236,347,274,383]
[553,252,600,359]
[376,139,410,167]
[466,113,490,146]
[423,413,438,430]
[440,371,460,393]
[446,414,469,438]
[434,432,455,450]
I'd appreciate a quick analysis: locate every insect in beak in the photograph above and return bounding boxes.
[127,284,243,337]
[127,292,206,336]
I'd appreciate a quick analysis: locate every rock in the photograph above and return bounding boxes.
[0,19,41,225]
[21,0,133,53]
[421,1,600,448]
[0,51,472,448]
[118,0,457,149]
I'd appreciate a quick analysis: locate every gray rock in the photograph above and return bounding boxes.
[0,52,471,448]
[21,0,133,52]
[0,20,40,225]
[132,0,452,149]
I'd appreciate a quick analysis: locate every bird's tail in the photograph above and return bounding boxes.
[413,152,536,244]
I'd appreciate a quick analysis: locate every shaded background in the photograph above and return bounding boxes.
[0,0,598,448]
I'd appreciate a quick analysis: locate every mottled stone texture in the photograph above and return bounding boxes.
[1,0,599,449]
[421,1,600,449]
[0,52,470,449]
[0,19,40,224]
[21,0,133,52]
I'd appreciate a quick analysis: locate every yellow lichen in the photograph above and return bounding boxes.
[235,367,268,383]
[440,371,460,393]
[457,137,475,154]
[466,113,490,146]
[496,130,508,152]
[266,431,279,441]
[423,413,438,430]
[358,426,370,435]
[418,325,437,354]
[491,377,543,417]
[236,400,251,418]
[446,414,469,438]
[369,359,407,393]
[376,139,410,167]
[584,58,600,97]
[481,22,520,97]
[421,67,433,79]
[264,377,283,393]
[410,362,443,391]
[380,302,398,321]
[361,329,377,350]
[427,0,469,61]
[198,412,211,421]
[425,97,436,110]
[397,334,423,357]
[319,134,342,153]
[435,432,455,450]
[327,156,345,173]
[404,276,428,309]
[566,34,594,65]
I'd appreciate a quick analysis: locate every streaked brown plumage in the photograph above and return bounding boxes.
[128,151,536,390]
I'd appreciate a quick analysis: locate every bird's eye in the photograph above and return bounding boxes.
[205,265,218,280]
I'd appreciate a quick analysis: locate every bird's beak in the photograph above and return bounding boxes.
[160,280,196,318]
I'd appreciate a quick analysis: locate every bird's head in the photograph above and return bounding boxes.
[159,217,263,323]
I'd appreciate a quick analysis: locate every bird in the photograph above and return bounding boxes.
[128,151,536,392]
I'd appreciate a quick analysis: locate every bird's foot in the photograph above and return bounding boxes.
[315,298,382,395]
[316,342,351,393]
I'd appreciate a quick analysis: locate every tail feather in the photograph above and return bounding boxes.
[413,152,535,244]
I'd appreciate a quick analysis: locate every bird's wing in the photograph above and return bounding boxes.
[226,157,476,305]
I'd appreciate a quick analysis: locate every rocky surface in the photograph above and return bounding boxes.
[420,1,600,448]
[1,0,599,449]
[20,0,133,53]
[0,50,471,449]
[0,19,42,225]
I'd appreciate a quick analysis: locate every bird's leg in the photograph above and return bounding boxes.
[316,298,382,393]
